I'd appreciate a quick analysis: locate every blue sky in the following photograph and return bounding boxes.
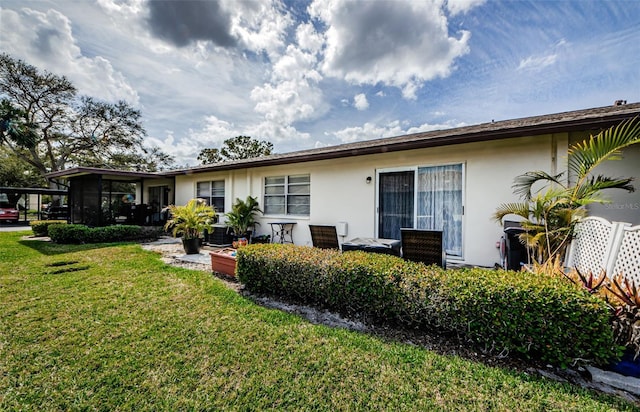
[1,0,639,166]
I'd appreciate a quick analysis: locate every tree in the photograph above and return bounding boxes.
[0,147,47,188]
[197,148,223,164]
[494,117,640,265]
[197,135,273,164]
[0,53,173,186]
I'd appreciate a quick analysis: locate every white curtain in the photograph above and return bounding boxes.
[417,164,463,257]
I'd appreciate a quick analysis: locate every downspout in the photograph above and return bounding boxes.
[551,133,558,176]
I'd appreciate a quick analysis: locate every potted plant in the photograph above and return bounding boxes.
[164,198,216,254]
[225,196,262,243]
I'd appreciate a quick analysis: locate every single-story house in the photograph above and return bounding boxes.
[46,102,640,268]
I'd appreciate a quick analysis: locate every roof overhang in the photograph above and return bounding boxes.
[46,102,640,179]
[164,102,640,176]
[0,186,68,196]
[45,167,164,181]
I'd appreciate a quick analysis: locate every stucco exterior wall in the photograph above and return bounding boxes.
[142,177,175,205]
[167,133,569,267]
[584,142,640,225]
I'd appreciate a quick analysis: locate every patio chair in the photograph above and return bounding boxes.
[400,228,446,269]
[309,225,340,250]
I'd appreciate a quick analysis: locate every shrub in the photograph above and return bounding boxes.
[423,268,618,365]
[48,224,90,244]
[48,224,162,244]
[30,220,67,237]
[237,244,619,366]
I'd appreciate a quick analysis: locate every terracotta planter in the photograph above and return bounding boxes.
[182,237,201,254]
[210,248,237,277]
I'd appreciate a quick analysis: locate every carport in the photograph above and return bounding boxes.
[0,186,68,223]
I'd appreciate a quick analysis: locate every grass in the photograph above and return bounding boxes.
[0,231,637,411]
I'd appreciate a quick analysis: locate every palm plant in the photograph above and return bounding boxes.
[225,196,262,239]
[494,116,640,265]
[164,198,216,240]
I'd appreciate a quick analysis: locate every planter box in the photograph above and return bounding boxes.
[210,248,237,277]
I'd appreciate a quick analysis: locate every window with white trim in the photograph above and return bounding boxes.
[196,180,225,212]
[264,174,310,216]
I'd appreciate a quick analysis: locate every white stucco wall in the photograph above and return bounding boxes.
[585,142,640,225]
[166,133,573,267]
[142,177,175,205]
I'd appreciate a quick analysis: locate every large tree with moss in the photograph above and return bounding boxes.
[0,53,173,187]
[197,135,273,164]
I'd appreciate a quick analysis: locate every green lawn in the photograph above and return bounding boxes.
[0,231,637,411]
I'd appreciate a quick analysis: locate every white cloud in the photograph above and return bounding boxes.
[250,42,327,139]
[332,120,463,144]
[309,0,471,99]
[516,39,569,71]
[446,0,486,16]
[146,115,242,166]
[296,22,324,53]
[517,54,558,71]
[333,121,405,143]
[0,7,139,104]
[245,121,311,147]
[228,0,293,58]
[96,0,145,16]
[353,93,369,110]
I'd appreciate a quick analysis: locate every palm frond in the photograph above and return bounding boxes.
[568,116,640,180]
[493,202,531,222]
[572,175,635,205]
[512,171,566,200]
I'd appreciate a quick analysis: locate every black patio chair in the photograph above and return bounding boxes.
[400,228,446,269]
[309,225,340,250]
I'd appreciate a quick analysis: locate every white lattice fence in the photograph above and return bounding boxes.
[612,225,640,286]
[566,216,639,284]
[567,217,617,277]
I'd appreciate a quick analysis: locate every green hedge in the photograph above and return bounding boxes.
[30,220,68,237]
[237,244,619,366]
[48,224,163,244]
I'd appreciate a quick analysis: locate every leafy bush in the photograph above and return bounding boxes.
[48,224,90,244]
[237,244,619,366]
[48,224,162,244]
[607,275,640,360]
[30,220,67,237]
[530,259,640,360]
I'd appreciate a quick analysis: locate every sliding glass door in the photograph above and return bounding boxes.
[378,171,414,240]
[378,163,464,258]
[416,164,464,258]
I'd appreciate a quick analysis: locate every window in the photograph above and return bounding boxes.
[196,180,225,212]
[264,174,310,216]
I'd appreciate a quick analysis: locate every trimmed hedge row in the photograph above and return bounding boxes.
[47,224,163,244]
[30,220,67,237]
[237,244,619,366]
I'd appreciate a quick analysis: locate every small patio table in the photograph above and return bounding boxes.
[341,237,401,256]
[269,221,297,244]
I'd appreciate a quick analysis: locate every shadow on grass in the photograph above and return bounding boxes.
[17,238,138,256]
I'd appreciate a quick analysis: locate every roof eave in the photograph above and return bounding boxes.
[165,107,637,175]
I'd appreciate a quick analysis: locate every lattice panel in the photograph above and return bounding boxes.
[612,226,640,286]
[571,218,612,276]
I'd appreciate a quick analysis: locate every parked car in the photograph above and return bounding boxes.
[41,205,69,220]
[0,202,19,223]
